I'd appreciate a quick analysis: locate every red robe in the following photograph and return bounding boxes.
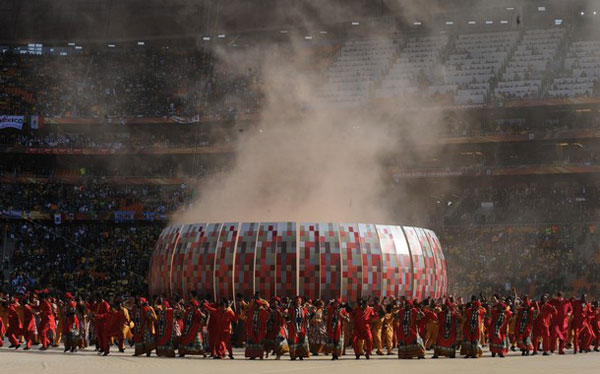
[489,308,512,355]
[62,301,80,350]
[245,307,268,358]
[6,303,21,346]
[266,307,286,340]
[591,307,600,350]
[396,307,425,359]
[436,309,458,348]
[141,305,157,346]
[23,304,35,334]
[550,298,572,341]
[0,312,5,345]
[287,306,309,342]
[572,300,588,331]
[326,306,347,341]
[179,307,205,355]
[247,307,268,342]
[581,305,597,350]
[206,302,218,352]
[533,302,557,353]
[536,303,557,336]
[104,308,127,351]
[107,308,127,338]
[38,299,56,348]
[131,306,144,346]
[287,306,310,359]
[204,303,237,358]
[515,304,535,351]
[463,303,485,342]
[351,306,375,357]
[155,307,176,356]
[572,301,595,351]
[463,302,485,357]
[396,308,420,344]
[94,301,111,352]
[63,301,80,335]
[352,306,374,333]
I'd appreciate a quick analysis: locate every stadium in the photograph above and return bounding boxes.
[0,0,600,372]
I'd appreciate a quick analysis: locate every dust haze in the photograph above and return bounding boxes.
[177,1,450,225]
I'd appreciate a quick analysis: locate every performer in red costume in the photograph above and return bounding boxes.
[107,300,130,353]
[462,298,486,358]
[571,294,593,354]
[0,303,5,348]
[591,301,600,352]
[326,298,349,360]
[178,300,207,357]
[93,295,111,355]
[264,298,288,360]
[38,293,56,350]
[489,302,512,357]
[575,296,595,353]
[246,297,269,359]
[287,296,310,360]
[6,298,21,348]
[433,299,459,358]
[532,295,557,356]
[395,299,425,359]
[515,296,536,355]
[140,297,158,356]
[131,298,145,356]
[350,298,375,359]
[62,292,81,353]
[155,299,177,357]
[21,297,36,350]
[204,299,237,359]
[550,292,572,354]
[205,300,217,356]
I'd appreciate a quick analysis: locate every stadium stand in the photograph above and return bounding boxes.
[549,40,600,98]
[375,35,448,99]
[4,17,600,297]
[319,38,396,104]
[495,28,565,100]
[441,31,519,105]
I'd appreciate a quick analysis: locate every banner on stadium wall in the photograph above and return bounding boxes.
[0,115,24,130]
[114,211,135,222]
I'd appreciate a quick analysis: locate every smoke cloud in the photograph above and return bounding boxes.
[177,19,448,225]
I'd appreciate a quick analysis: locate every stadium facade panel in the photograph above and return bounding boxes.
[149,222,447,301]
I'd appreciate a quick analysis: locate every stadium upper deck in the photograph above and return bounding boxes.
[3,22,600,119]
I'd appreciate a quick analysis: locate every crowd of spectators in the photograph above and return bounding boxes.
[0,128,232,150]
[443,223,600,298]
[4,222,161,296]
[441,183,600,226]
[0,46,263,118]
[0,181,193,215]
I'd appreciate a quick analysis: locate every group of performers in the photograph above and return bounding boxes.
[1,289,600,360]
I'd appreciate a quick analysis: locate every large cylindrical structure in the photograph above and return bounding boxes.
[148,222,447,301]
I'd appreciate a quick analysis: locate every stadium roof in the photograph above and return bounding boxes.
[0,0,596,43]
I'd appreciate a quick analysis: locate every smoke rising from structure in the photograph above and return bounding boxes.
[177,27,448,224]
